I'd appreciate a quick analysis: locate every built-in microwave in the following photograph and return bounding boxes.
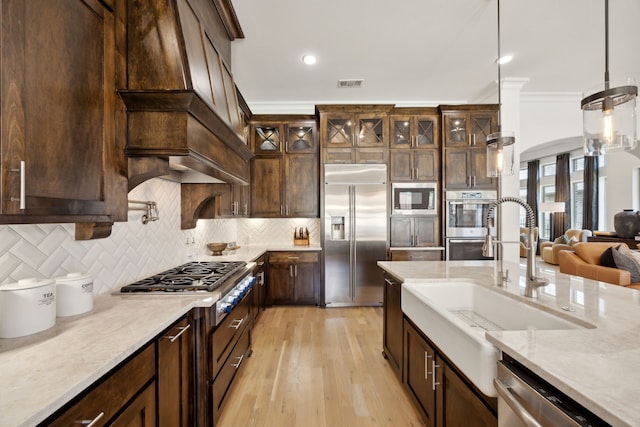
[392,182,437,215]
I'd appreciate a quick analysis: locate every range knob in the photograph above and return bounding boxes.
[219,302,232,314]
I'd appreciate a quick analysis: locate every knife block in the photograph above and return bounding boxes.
[294,236,310,246]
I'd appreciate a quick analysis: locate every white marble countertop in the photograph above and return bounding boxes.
[0,244,321,427]
[377,260,640,427]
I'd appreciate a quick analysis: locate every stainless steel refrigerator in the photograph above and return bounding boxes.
[323,164,387,306]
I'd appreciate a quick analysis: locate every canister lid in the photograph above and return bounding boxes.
[54,272,92,284]
[0,278,55,291]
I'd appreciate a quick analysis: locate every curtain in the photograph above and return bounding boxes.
[526,160,539,227]
[553,152,571,240]
[582,156,599,231]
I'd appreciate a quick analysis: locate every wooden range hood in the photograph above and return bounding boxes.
[118,0,252,188]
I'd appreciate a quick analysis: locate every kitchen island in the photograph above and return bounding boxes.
[377,260,640,427]
[0,244,319,427]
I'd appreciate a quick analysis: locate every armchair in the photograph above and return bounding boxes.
[540,229,593,265]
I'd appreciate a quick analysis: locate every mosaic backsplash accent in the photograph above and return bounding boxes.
[0,178,319,295]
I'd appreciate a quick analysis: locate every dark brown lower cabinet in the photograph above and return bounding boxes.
[268,251,319,305]
[403,318,497,427]
[43,345,156,427]
[252,255,267,323]
[383,273,403,380]
[158,315,193,427]
[110,383,156,427]
[210,287,253,424]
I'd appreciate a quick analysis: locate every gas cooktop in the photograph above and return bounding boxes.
[120,261,247,292]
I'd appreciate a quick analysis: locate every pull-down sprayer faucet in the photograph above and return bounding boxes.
[482,197,549,297]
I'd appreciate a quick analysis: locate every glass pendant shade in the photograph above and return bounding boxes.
[582,84,637,156]
[486,131,515,177]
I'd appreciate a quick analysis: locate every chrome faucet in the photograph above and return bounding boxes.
[482,197,549,297]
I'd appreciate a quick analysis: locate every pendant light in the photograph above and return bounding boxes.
[486,0,515,178]
[581,0,637,156]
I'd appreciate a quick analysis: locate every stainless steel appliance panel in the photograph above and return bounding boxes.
[323,164,387,306]
[324,183,352,304]
[353,183,386,304]
[391,182,437,215]
[446,238,493,261]
[445,190,496,238]
[496,360,608,427]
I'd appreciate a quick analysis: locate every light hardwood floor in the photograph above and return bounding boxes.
[217,306,426,427]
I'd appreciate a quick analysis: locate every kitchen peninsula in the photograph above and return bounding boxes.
[378,259,640,426]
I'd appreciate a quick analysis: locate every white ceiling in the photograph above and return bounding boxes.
[230,0,640,114]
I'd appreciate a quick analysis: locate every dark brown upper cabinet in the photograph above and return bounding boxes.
[389,109,440,182]
[120,0,253,188]
[439,105,498,190]
[440,105,498,148]
[317,105,393,164]
[0,0,128,238]
[250,116,319,218]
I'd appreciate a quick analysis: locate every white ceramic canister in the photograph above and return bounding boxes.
[0,278,56,338]
[54,272,94,317]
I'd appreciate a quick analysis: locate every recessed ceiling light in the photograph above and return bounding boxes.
[496,55,513,65]
[302,55,317,65]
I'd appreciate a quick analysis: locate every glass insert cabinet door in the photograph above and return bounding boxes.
[286,125,316,153]
[444,112,496,147]
[391,116,436,148]
[253,125,282,153]
[470,114,494,146]
[357,117,384,147]
[325,113,388,148]
[325,117,353,147]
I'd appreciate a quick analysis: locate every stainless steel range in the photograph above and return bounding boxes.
[120,261,255,325]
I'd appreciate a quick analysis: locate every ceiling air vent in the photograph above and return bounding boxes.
[338,79,364,88]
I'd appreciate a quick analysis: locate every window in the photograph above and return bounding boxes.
[542,163,556,177]
[572,181,584,228]
[519,168,528,180]
[540,185,556,239]
[519,188,527,227]
[523,151,605,237]
[572,157,584,173]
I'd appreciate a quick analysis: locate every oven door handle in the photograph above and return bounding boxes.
[447,239,486,243]
[493,378,543,427]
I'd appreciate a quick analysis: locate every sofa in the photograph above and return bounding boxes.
[558,242,640,290]
[540,229,593,265]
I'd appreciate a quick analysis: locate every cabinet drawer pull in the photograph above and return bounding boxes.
[164,324,191,343]
[493,378,543,427]
[231,354,244,369]
[9,161,26,209]
[424,352,432,380]
[431,360,440,390]
[80,411,105,426]
[287,256,299,260]
[229,318,244,330]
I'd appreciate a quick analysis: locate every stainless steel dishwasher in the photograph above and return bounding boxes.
[495,357,610,427]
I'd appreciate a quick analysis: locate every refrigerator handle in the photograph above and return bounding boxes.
[349,185,356,299]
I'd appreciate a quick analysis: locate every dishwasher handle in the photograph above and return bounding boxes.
[494,378,543,427]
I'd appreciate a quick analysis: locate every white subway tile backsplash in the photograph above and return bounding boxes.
[0,177,320,295]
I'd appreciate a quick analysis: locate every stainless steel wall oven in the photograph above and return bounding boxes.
[445,190,496,260]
